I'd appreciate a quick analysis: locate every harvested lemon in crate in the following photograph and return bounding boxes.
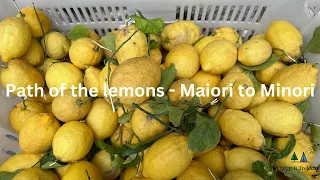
[0,1,320,179]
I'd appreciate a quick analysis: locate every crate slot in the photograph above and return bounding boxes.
[226,6,236,21]
[255,6,267,23]
[241,6,251,22]
[190,6,196,20]
[248,6,259,23]
[6,133,18,142]
[2,148,16,156]
[219,6,228,21]
[234,6,243,21]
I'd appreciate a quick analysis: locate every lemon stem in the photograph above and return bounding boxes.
[192,35,205,46]
[119,125,123,146]
[272,48,296,63]
[12,0,24,18]
[313,62,318,68]
[92,40,112,52]
[84,64,89,69]
[213,92,230,120]
[22,98,27,110]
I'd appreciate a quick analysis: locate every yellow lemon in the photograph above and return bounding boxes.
[121,167,141,180]
[265,20,303,61]
[223,170,263,180]
[17,7,51,37]
[243,89,268,111]
[69,38,103,69]
[52,90,91,122]
[224,147,267,171]
[42,32,70,59]
[165,44,199,79]
[212,27,241,44]
[168,79,199,102]
[84,66,102,97]
[142,133,193,180]
[53,121,94,162]
[218,72,254,109]
[238,39,272,66]
[62,161,103,180]
[30,88,54,104]
[13,168,59,180]
[19,39,44,66]
[200,40,237,75]
[110,125,139,147]
[177,161,216,180]
[37,58,61,75]
[54,164,71,179]
[99,63,117,98]
[131,103,168,141]
[0,17,31,62]
[251,34,265,40]
[91,150,121,180]
[255,61,286,85]
[222,62,245,77]
[208,103,227,121]
[149,48,162,65]
[9,100,46,133]
[19,113,60,154]
[0,152,43,172]
[195,145,227,179]
[194,36,217,54]
[86,98,118,140]
[219,109,264,150]
[250,101,303,137]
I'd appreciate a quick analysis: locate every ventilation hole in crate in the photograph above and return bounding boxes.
[212,6,220,21]
[248,6,259,23]
[115,7,122,21]
[123,7,129,19]
[61,8,72,23]
[208,28,214,35]
[201,28,207,34]
[175,6,180,20]
[241,6,251,22]
[226,6,236,21]
[219,6,228,21]
[69,8,80,23]
[100,7,108,21]
[85,7,94,22]
[183,6,188,20]
[101,29,106,36]
[56,8,67,24]
[256,6,267,23]
[92,7,101,22]
[77,8,87,22]
[46,8,58,24]
[247,30,256,39]
[204,6,212,21]
[190,6,196,20]
[6,133,18,142]
[198,6,204,20]
[234,6,243,21]
[107,28,112,32]
[2,148,16,156]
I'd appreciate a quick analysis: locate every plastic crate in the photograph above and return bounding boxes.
[0,0,319,165]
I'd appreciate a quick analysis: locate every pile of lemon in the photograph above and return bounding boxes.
[0,6,319,180]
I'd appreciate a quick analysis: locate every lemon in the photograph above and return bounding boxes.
[194,36,218,54]
[131,103,168,141]
[220,136,233,150]
[212,27,241,44]
[208,103,227,121]
[30,87,54,104]
[223,170,263,180]
[0,17,31,62]
[13,168,59,180]
[53,121,94,162]
[84,66,102,97]
[191,70,221,105]
[243,89,267,111]
[0,60,45,96]
[19,39,44,66]
[37,58,61,75]
[19,113,60,154]
[62,161,103,180]
[224,147,267,171]
[200,40,237,75]
[45,62,83,90]
[195,145,227,179]
[0,152,42,172]
[54,164,71,179]
[238,39,272,66]
[91,150,121,180]
[86,98,118,140]
[69,38,103,69]
[222,62,245,77]
[71,29,100,45]
[218,72,254,109]
[17,7,51,37]
[177,161,216,180]
[149,48,162,65]
[9,100,46,133]
[270,63,318,104]
[114,25,148,64]
[250,34,265,40]
[168,79,199,103]
[161,21,200,50]
[121,167,140,180]
[265,20,303,61]
[165,44,199,79]
[99,63,117,98]
[142,133,193,180]
[42,32,70,59]
[219,109,264,150]
[110,57,161,105]
[255,61,286,85]
[250,101,303,137]
[275,132,316,172]
[110,125,139,147]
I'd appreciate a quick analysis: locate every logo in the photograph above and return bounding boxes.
[291,152,308,163]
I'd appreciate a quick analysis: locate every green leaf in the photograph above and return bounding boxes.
[149,103,167,115]
[111,154,124,168]
[166,104,185,127]
[158,64,177,92]
[0,169,23,180]
[252,161,276,180]
[306,26,320,53]
[39,149,67,169]
[95,140,117,156]
[68,24,90,40]
[101,32,116,52]
[295,100,310,115]
[130,14,164,35]
[122,154,141,168]
[191,96,200,104]
[149,40,159,49]
[188,112,221,152]
[239,54,280,71]
[311,124,320,144]
[243,70,261,91]
[86,144,100,161]
[118,110,134,124]
[276,134,296,159]
[281,169,308,180]
[154,94,168,102]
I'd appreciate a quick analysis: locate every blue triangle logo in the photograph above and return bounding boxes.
[300,152,308,163]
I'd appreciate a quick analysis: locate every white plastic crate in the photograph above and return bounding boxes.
[0,0,320,165]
